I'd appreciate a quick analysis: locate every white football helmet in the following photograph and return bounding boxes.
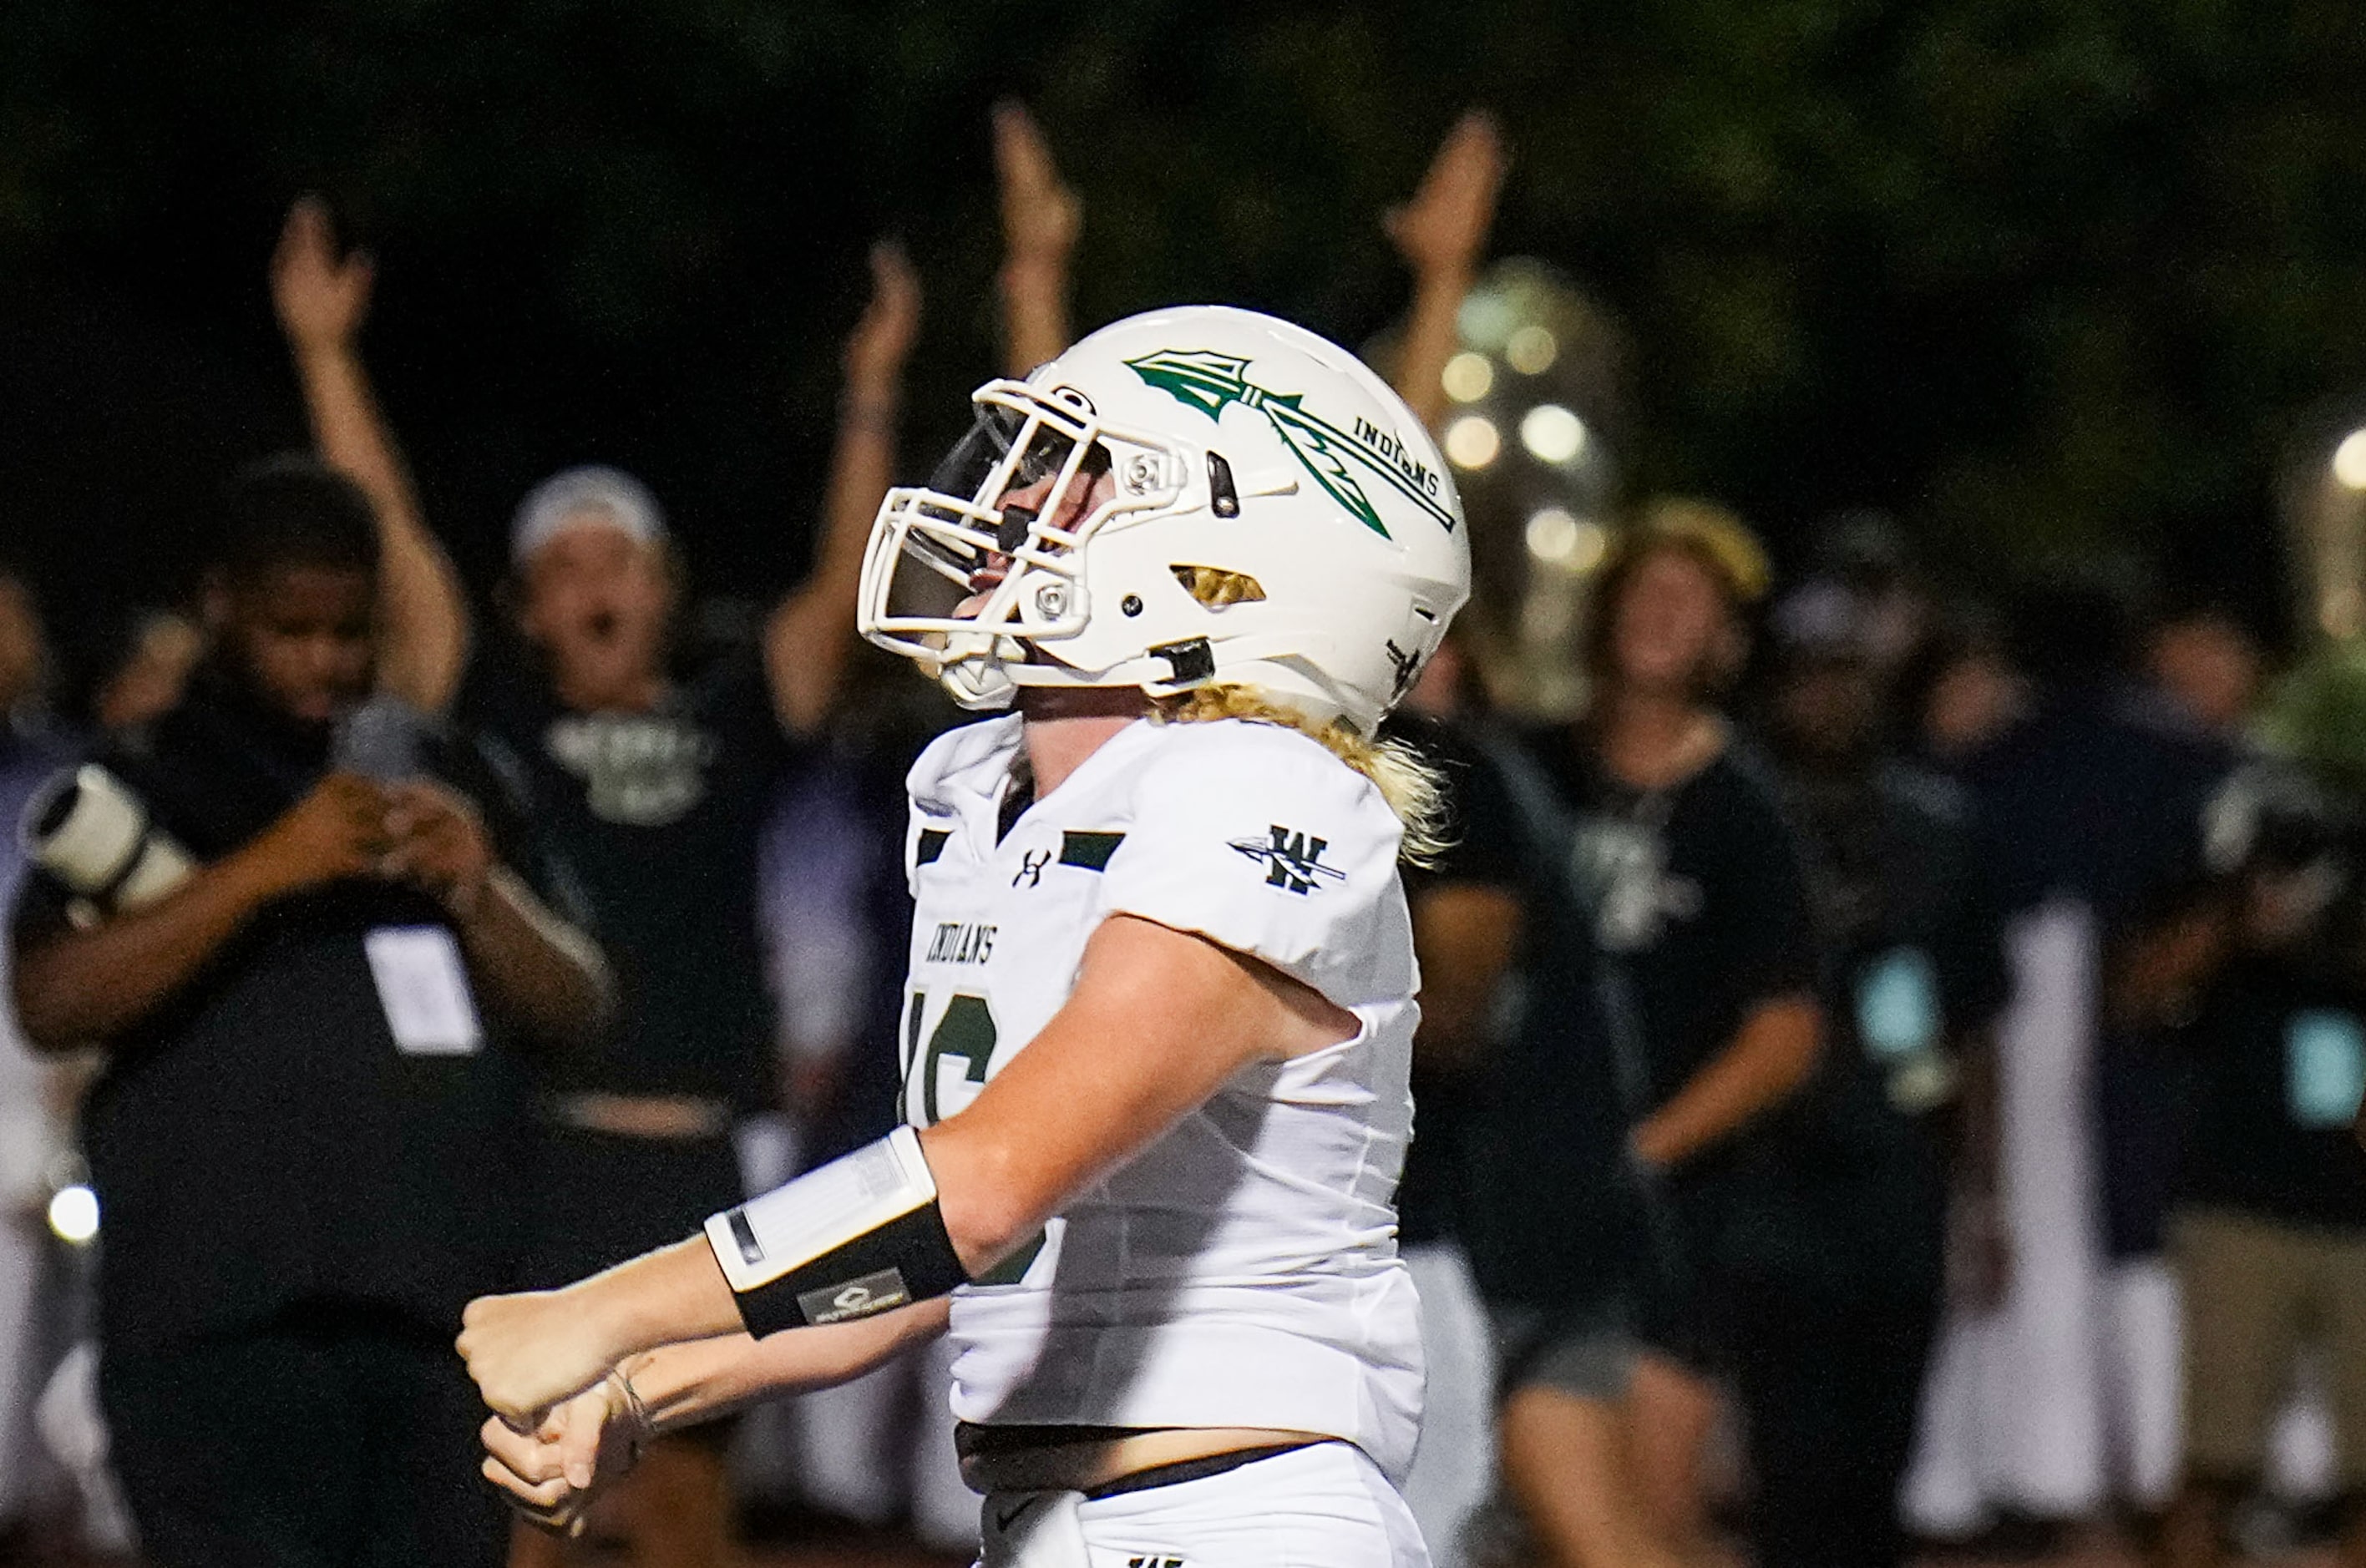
[857,305,1470,734]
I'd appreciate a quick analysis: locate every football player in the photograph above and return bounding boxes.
[457,304,1470,1566]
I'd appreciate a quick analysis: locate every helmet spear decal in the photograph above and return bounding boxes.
[1125,349,1457,539]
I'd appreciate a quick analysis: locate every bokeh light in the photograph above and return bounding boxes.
[2334,428,2366,490]
[1441,352,1494,403]
[1519,404,1588,464]
[1445,415,1502,469]
[1506,324,1559,375]
[1526,507,1579,563]
[48,1183,99,1245]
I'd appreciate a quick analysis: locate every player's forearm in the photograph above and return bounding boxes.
[626,1299,950,1434]
[11,847,285,1049]
[568,1237,748,1368]
[1629,994,1821,1170]
[290,343,471,711]
[450,867,610,1046]
[1394,263,1474,434]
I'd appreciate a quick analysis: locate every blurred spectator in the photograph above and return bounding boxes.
[1464,506,1821,1565]
[2145,600,2265,743]
[1735,589,2009,1568]
[1906,578,2237,1540]
[271,191,920,1568]
[2134,764,2366,1568]
[1801,509,1937,690]
[1910,609,2030,769]
[8,458,606,1568]
[1558,504,1821,1554]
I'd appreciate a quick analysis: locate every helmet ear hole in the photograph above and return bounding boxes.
[1171,566,1266,608]
[1206,452,1241,518]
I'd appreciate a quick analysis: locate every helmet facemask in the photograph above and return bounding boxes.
[859,380,1193,708]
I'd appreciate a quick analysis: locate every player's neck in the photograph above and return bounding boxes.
[1018,686,1152,797]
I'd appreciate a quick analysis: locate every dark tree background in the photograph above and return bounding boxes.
[5,0,2366,629]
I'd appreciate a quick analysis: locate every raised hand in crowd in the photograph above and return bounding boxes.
[993,99,1080,376]
[1386,109,1506,432]
[271,195,373,351]
[272,196,471,713]
[845,238,924,392]
[764,236,922,736]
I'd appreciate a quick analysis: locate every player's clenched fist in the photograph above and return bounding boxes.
[456,1288,617,1425]
[479,1380,638,1534]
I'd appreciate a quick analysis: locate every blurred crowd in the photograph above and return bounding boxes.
[3,104,2364,1568]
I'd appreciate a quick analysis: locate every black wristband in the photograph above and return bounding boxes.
[728,1195,968,1338]
[704,1128,973,1338]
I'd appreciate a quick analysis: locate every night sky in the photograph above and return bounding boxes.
[8,0,2366,637]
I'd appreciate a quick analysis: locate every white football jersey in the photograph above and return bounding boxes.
[897,712,1426,1482]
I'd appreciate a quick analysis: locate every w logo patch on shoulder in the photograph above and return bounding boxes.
[1229,825,1345,894]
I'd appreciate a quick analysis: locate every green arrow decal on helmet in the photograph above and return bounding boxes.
[1126,349,1457,539]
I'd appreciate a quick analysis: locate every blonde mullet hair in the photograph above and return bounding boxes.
[1153,684,1452,868]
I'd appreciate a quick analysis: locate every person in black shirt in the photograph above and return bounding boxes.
[1457,708,1678,1568]
[8,458,607,1568]
[271,200,922,1566]
[1455,505,1818,1567]
[1518,503,1823,1555]
[2133,766,2366,1568]
[1735,584,2010,1568]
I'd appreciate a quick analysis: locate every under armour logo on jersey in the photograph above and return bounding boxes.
[1012,849,1051,888]
[1229,824,1345,894]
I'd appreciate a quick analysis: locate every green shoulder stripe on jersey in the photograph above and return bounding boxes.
[1058,830,1127,871]
[916,828,951,867]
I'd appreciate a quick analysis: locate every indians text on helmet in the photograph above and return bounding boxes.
[1123,350,1456,539]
